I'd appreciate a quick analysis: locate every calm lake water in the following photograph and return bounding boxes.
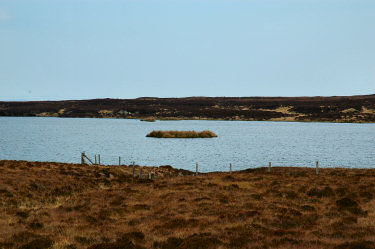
[0,117,374,172]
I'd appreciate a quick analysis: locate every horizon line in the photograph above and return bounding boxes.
[1,93,375,102]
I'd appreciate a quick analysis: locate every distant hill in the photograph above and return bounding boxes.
[1,95,375,123]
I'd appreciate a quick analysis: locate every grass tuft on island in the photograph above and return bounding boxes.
[146,130,217,138]
[140,117,156,122]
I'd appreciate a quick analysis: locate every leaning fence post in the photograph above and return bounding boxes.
[268,162,271,172]
[230,163,232,174]
[196,163,198,176]
[81,152,85,165]
[132,162,135,177]
[316,161,319,175]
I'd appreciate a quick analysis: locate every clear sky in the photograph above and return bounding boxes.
[0,0,374,100]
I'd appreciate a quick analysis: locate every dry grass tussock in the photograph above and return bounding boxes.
[146,130,217,138]
[1,160,375,249]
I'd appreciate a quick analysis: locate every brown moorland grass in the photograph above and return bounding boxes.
[1,160,375,249]
[146,130,217,138]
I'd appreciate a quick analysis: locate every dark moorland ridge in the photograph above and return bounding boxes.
[1,95,375,122]
[1,160,375,249]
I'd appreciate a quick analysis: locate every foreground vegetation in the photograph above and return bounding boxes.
[1,95,375,123]
[1,160,375,249]
[146,130,217,138]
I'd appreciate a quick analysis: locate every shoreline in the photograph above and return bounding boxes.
[1,115,375,124]
[2,159,374,172]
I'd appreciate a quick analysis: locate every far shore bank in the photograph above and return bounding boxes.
[1,115,375,124]
[1,95,374,123]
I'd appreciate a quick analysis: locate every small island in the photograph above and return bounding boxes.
[146,130,217,138]
[140,117,156,122]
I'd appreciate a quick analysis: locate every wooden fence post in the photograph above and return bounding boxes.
[139,169,143,179]
[230,163,232,174]
[268,162,271,172]
[132,162,135,177]
[98,154,101,165]
[119,156,121,166]
[81,152,85,165]
[148,171,151,180]
[95,155,97,165]
[196,163,198,176]
[316,161,319,175]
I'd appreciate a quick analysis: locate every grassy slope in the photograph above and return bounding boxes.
[1,160,375,249]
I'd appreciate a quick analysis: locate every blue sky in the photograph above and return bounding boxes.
[0,0,374,100]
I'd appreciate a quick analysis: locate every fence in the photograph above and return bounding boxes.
[80,152,322,177]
